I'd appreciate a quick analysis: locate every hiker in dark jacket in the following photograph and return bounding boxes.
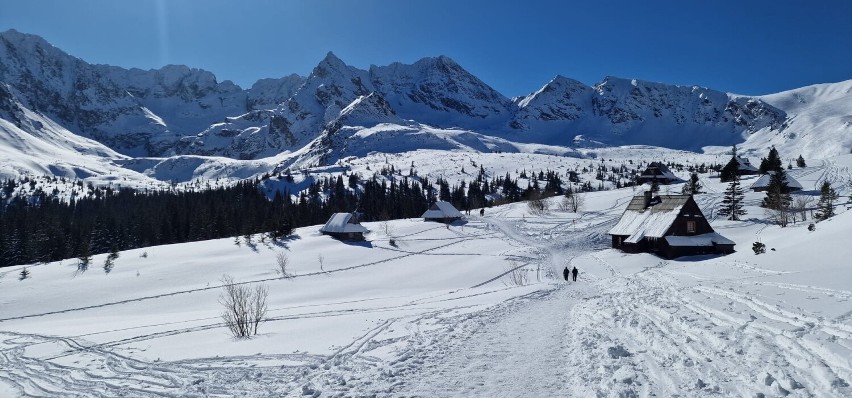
[571,266,578,282]
[563,266,570,281]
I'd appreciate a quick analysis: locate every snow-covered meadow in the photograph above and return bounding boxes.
[1,152,851,397]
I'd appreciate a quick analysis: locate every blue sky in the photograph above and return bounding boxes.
[1,0,850,96]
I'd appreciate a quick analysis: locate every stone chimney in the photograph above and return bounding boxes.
[643,190,652,209]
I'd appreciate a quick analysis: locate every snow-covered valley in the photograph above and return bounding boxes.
[2,155,851,397]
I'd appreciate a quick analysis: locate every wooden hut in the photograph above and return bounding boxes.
[749,172,803,192]
[608,192,735,259]
[320,212,368,241]
[637,162,679,185]
[422,201,463,223]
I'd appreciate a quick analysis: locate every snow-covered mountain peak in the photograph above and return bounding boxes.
[369,54,512,129]
[336,92,401,126]
[247,73,306,110]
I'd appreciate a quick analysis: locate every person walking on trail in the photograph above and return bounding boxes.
[563,266,570,282]
[571,266,578,282]
[479,208,484,217]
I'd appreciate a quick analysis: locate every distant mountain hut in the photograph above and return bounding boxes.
[608,192,735,259]
[748,172,803,192]
[320,212,368,241]
[637,162,678,185]
[727,155,759,176]
[421,201,463,223]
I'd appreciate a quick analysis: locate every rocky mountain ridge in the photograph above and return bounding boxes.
[1,29,849,168]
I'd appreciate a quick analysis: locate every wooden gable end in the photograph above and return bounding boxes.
[662,196,713,237]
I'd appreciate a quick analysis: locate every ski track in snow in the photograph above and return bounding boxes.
[2,183,852,396]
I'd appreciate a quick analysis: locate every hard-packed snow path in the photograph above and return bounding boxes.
[367,205,621,397]
[366,206,852,397]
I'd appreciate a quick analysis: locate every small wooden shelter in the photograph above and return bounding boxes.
[421,201,463,223]
[320,212,368,241]
[637,162,678,185]
[725,155,759,176]
[608,192,734,259]
[749,172,803,192]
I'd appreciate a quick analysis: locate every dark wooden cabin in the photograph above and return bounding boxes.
[320,212,369,241]
[608,192,735,259]
[637,162,679,185]
[421,201,463,223]
[724,155,760,176]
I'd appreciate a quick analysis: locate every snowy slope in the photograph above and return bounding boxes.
[736,80,852,160]
[1,156,850,397]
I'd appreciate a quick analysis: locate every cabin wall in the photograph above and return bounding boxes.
[665,200,714,236]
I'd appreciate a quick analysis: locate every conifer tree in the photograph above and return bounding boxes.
[19,267,30,280]
[720,145,740,182]
[759,146,783,174]
[761,170,792,210]
[815,181,839,221]
[796,155,806,168]
[718,174,747,221]
[681,173,703,195]
[77,240,92,272]
[650,176,660,193]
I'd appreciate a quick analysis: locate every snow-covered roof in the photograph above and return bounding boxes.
[609,195,690,240]
[748,172,803,190]
[639,162,677,180]
[665,232,735,247]
[733,156,758,172]
[422,201,463,219]
[320,213,369,234]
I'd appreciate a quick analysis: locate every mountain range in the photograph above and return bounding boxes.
[1,29,850,181]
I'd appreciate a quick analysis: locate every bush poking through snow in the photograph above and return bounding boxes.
[752,242,766,255]
[219,275,268,338]
[504,265,529,286]
[527,197,548,215]
[19,267,30,280]
[558,192,585,213]
[275,252,291,277]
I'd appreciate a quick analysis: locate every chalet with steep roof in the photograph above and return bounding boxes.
[320,212,368,241]
[749,172,803,192]
[422,201,463,223]
[608,192,734,259]
[637,162,679,185]
[726,155,759,176]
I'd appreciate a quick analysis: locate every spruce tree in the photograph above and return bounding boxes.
[19,267,30,280]
[815,181,839,221]
[759,146,783,175]
[681,173,703,195]
[796,155,806,168]
[650,176,660,193]
[718,174,747,221]
[761,170,792,210]
[77,240,92,272]
[720,145,740,182]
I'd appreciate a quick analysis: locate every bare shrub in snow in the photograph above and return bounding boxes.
[504,265,529,286]
[275,252,291,277]
[567,193,585,213]
[19,267,30,280]
[527,197,548,215]
[791,195,814,223]
[219,275,269,338]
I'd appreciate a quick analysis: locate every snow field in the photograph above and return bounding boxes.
[0,152,850,397]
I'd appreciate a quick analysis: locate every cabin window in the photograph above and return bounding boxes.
[686,220,696,233]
